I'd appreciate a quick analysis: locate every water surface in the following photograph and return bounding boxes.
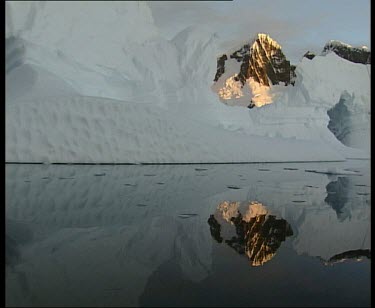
[6,160,371,307]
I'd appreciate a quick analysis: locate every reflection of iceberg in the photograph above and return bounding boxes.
[6,161,371,306]
[5,164,215,306]
[6,220,33,266]
[292,212,370,262]
[325,177,350,221]
[208,201,293,266]
[292,173,371,261]
[6,235,19,266]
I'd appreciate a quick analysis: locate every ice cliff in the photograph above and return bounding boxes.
[5,2,370,163]
[213,34,370,155]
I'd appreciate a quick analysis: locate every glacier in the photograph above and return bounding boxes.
[5,1,370,163]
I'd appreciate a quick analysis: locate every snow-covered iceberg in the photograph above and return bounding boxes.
[5,2,370,163]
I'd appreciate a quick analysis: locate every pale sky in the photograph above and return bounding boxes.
[147,0,371,63]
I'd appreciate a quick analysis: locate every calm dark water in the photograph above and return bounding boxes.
[6,161,371,307]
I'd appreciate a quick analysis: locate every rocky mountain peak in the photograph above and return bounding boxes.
[303,51,316,60]
[322,40,371,64]
[212,33,296,108]
[247,33,295,86]
[214,33,296,87]
[253,33,283,56]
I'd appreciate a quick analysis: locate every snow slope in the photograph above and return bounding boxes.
[212,38,370,155]
[6,95,345,163]
[5,1,370,163]
[295,53,371,151]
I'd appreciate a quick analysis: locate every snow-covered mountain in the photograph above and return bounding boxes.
[212,34,370,153]
[5,2,370,164]
[322,40,371,64]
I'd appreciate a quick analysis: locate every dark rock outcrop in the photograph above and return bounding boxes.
[303,51,316,60]
[290,65,296,85]
[213,54,228,82]
[322,40,371,64]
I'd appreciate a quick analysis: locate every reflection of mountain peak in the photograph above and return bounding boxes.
[208,201,293,266]
[321,249,371,266]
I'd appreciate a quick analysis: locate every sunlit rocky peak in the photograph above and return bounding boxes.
[256,33,282,49]
[212,33,296,108]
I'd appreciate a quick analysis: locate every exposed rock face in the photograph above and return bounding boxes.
[207,201,293,266]
[212,33,296,108]
[290,65,296,84]
[322,40,371,64]
[214,33,296,87]
[245,34,295,86]
[303,51,316,60]
[213,54,228,82]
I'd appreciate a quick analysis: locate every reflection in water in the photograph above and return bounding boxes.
[322,249,371,266]
[6,220,33,266]
[325,177,350,221]
[6,235,20,266]
[208,201,293,266]
[5,163,371,307]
